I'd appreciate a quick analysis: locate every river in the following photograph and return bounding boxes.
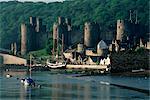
[0,70,149,100]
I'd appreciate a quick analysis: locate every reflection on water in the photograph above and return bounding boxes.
[0,71,149,100]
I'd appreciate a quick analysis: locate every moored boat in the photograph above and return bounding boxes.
[46,62,66,69]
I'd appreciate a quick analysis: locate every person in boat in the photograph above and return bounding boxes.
[21,78,35,86]
[26,78,35,86]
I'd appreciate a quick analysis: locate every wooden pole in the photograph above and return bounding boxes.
[29,54,32,78]
[61,34,64,55]
[56,34,59,63]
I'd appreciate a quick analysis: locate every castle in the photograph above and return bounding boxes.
[52,17,82,54]
[19,10,149,60]
[52,10,149,64]
[20,17,48,55]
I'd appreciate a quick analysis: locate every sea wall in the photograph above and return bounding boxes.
[0,53,27,65]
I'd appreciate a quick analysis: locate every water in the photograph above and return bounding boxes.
[0,70,149,100]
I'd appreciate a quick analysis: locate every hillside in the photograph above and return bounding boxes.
[0,0,149,49]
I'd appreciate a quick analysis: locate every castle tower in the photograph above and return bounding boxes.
[21,23,27,55]
[65,18,71,25]
[66,18,71,46]
[65,18,71,31]
[116,19,125,41]
[134,10,140,46]
[11,42,17,55]
[11,43,14,53]
[13,42,17,55]
[129,10,133,23]
[29,17,36,26]
[84,22,99,48]
[58,17,65,25]
[53,23,59,54]
[84,22,91,47]
[36,18,42,32]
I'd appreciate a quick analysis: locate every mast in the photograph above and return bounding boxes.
[29,54,32,78]
[61,34,64,58]
[56,34,59,63]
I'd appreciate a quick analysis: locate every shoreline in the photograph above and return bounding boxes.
[110,70,150,77]
[0,64,149,77]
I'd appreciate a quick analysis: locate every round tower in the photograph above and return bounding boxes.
[14,42,17,55]
[116,19,125,41]
[21,23,27,55]
[84,22,99,48]
[65,18,71,31]
[84,22,92,48]
[11,43,14,52]
[36,18,42,32]
[53,23,59,53]
[29,17,36,26]
[65,18,71,26]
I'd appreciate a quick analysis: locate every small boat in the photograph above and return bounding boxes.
[132,69,145,72]
[23,78,35,86]
[21,54,35,87]
[21,77,35,86]
[46,62,66,69]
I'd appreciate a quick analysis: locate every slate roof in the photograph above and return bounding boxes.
[97,40,108,49]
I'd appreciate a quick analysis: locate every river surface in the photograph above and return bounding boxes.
[0,70,149,100]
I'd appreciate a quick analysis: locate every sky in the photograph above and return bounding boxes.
[0,0,65,3]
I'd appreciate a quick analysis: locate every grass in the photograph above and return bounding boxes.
[28,49,49,57]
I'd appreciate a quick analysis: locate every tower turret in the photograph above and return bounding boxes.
[84,22,100,48]
[53,23,59,53]
[29,17,36,26]
[36,18,42,32]
[116,19,125,41]
[58,16,65,25]
[21,23,27,55]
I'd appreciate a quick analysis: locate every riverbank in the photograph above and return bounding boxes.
[111,70,150,77]
[1,64,149,77]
